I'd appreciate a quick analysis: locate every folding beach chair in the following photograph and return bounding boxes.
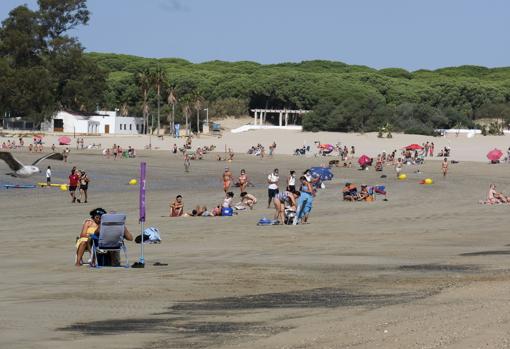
[91,213,129,268]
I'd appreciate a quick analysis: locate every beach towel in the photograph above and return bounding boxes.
[257,217,277,226]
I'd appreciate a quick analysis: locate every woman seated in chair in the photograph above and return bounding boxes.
[75,208,106,266]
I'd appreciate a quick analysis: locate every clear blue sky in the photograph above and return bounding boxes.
[1,0,509,70]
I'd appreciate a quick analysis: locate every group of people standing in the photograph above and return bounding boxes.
[266,168,317,225]
[68,167,90,203]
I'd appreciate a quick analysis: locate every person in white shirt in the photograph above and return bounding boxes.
[267,168,280,208]
[46,166,52,186]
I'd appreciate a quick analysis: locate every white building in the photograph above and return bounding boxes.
[42,110,144,135]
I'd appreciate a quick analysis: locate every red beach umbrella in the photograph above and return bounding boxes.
[58,136,71,145]
[487,148,503,161]
[358,154,371,166]
[404,144,423,151]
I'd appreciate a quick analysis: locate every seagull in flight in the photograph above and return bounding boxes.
[0,152,64,177]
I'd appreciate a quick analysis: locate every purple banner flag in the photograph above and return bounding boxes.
[139,162,146,222]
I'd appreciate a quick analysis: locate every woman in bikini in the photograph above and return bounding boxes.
[222,167,233,192]
[238,169,248,193]
[75,208,106,266]
[442,158,448,177]
[273,190,299,225]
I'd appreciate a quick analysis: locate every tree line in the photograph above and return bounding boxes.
[2,1,510,135]
[89,53,510,135]
[0,0,105,127]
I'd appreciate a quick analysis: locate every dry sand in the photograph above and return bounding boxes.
[2,128,510,162]
[2,148,510,348]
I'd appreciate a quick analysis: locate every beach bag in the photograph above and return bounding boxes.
[135,227,161,244]
[221,207,233,216]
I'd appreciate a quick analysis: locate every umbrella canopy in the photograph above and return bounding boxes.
[310,167,334,181]
[487,148,503,161]
[404,144,423,151]
[358,154,371,166]
[58,136,71,145]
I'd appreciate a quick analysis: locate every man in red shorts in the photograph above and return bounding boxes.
[68,168,80,203]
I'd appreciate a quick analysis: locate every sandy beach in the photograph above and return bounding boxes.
[2,145,510,348]
[3,124,510,162]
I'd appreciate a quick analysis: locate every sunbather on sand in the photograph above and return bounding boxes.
[484,184,509,204]
[358,185,370,201]
[342,183,358,201]
[240,192,257,209]
[170,195,184,217]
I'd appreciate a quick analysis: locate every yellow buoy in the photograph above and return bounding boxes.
[60,184,68,191]
[398,174,407,180]
[424,178,433,185]
[129,179,137,185]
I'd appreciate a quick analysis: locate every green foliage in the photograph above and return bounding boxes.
[89,51,510,134]
[0,0,105,124]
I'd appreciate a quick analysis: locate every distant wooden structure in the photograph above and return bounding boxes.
[251,109,310,127]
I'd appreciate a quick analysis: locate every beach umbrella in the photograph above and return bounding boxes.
[358,154,371,166]
[487,148,503,161]
[310,167,334,181]
[319,144,334,154]
[404,144,423,151]
[58,136,71,145]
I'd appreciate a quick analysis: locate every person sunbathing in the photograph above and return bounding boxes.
[486,184,509,204]
[358,185,370,201]
[170,195,184,217]
[240,192,257,209]
[342,183,358,201]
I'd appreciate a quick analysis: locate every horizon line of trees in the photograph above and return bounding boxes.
[93,52,510,136]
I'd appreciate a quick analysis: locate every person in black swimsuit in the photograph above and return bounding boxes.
[78,170,90,203]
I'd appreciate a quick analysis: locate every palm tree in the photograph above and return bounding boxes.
[167,88,177,136]
[152,66,167,135]
[120,103,129,117]
[136,69,151,134]
[181,98,191,137]
[193,92,204,135]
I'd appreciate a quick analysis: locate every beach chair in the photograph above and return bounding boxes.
[91,213,129,268]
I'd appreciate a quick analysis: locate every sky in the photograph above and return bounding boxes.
[1,0,509,71]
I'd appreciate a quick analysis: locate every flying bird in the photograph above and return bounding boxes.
[0,152,64,177]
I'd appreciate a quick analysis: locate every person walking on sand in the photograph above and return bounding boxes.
[395,158,403,178]
[442,158,449,177]
[45,166,52,187]
[222,167,233,192]
[267,168,280,208]
[78,170,90,203]
[184,153,191,172]
[63,147,70,162]
[68,168,80,203]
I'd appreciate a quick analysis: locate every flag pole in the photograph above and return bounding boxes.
[139,162,147,265]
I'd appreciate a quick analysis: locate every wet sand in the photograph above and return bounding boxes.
[2,151,510,348]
